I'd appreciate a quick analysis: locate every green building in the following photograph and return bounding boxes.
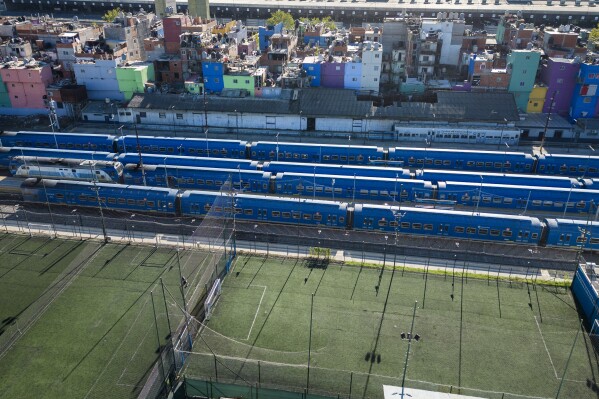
[507,50,541,112]
[222,67,267,97]
[116,63,155,101]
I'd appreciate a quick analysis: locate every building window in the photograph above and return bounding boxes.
[375,53,380,58]
[520,81,525,86]
[560,65,566,71]
[526,55,530,60]
[352,77,357,82]
[496,77,502,82]
[336,66,341,71]
[139,112,146,117]
[308,66,314,71]
[557,78,564,84]
[62,51,69,55]
[214,78,220,83]
[245,79,250,84]
[159,113,166,118]
[233,79,238,83]
[174,72,179,79]
[590,73,596,79]
[176,113,183,119]
[584,97,592,103]
[374,66,379,71]
[374,78,378,82]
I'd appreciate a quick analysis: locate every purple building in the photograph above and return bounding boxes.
[539,58,580,116]
[321,59,345,89]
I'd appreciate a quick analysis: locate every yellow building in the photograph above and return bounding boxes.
[526,85,547,113]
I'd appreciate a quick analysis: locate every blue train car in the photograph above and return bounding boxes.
[0,131,116,152]
[416,169,581,189]
[179,191,349,228]
[116,153,258,170]
[10,156,123,183]
[249,141,388,165]
[115,136,248,158]
[536,153,599,178]
[272,172,432,202]
[393,147,535,173]
[437,181,599,214]
[544,218,599,250]
[0,147,115,168]
[20,179,178,214]
[123,164,271,193]
[354,204,544,244]
[261,161,413,180]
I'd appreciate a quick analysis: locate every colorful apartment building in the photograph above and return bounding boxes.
[539,57,580,116]
[0,60,53,110]
[73,58,123,101]
[571,62,599,119]
[116,62,155,101]
[507,50,541,111]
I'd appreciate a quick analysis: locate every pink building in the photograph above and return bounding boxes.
[0,61,53,109]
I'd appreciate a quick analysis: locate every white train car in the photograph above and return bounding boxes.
[393,125,521,146]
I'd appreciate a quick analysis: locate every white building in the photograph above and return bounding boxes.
[74,58,124,101]
[360,41,383,93]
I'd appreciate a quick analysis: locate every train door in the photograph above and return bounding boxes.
[437,223,450,236]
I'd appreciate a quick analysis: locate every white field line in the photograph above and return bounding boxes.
[244,285,267,341]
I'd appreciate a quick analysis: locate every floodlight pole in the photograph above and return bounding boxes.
[555,319,583,399]
[400,300,418,397]
[91,181,108,243]
[150,291,169,391]
[306,292,314,394]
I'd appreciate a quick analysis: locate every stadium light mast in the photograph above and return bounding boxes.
[400,301,418,398]
[91,180,108,243]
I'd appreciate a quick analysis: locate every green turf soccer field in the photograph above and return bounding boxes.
[0,233,216,399]
[184,253,599,399]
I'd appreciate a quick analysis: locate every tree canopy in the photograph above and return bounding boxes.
[590,24,599,44]
[266,10,295,31]
[102,8,121,23]
[300,16,337,31]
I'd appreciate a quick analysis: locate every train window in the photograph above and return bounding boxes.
[467,161,475,167]
[78,194,87,201]
[531,233,538,239]
[482,196,491,203]
[358,189,367,196]
[215,180,223,186]
[532,200,542,207]
[99,197,106,203]
[204,204,211,212]
[412,223,422,230]
[141,146,149,151]
[137,199,146,206]
[220,150,228,156]
[590,168,598,173]
[303,214,312,220]
[234,208,242,214]
[167,147,175,153]
[378,220,388,227]
[272,211,281,217]
[244,209,253,215]
[211,149,219,155]
[543,201,553,207]
[314,214,322,221]
[380,190,389,196]
[118,198,126,205]
[225,207,233,214]
[569,166,576,173]
[576,236,587,243]
[426,160,434,166]
[494,162,502,169]
[566,234,571,241]
[186,178,194,184]
[106,197,116,204]
[502,230,512,238]
[323,155,330,161]
[307,186,314,193]
[325,187,332,193]
[335,188,342,194]
[401,222,410,229]
[503,198,513,204]
[349,156,356,162]
[127,199,135,205]
[197,149,204,155]
[340,156,347,162]
[146,200,156,208]
[315,187,323,193]
[55,193,64,200]
[477,228,488,235]
[339,217,344,223]
[389,221,398,227]
[302,154,309,160]
[485,162,492,168]
[292,212,300,219]
[370,190,378,197]
[443,160,451,166]
[434,160,442,166]
[159,147,166,153]
[490,229,500,236]
[493,197,502,204]
[197,179,204,185]
[296,185,304,192]
[577,201,586,209]
[282,212,291,218]
[206,180,214,186]
[332,155,339,161]
[454,226,465,233]
[75,144,82,149]
[251,151,257,157]
[424,224,433,231]
[466,227,476,234]
[357,155,364,162]
[292,154,299,160]
[286,153,292,159]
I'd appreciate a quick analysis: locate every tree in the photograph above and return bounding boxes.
[267,10,295,31]
[300,16,336,31]
[102,7,121,23]
[590,24,599,45]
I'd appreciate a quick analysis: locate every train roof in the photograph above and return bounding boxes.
[440,181,594,193]
[393,147,534,158]
[121,135,247,145]
[21,179,176,193]
[5,131,115,139]
[274,171,422,183]
[180,190,348,208]
[544,218,599,228]
[357,203,543,223]
[537,153,599,161]
[13,156,120,167]
[124,163,269,175]
[252,141,382,150]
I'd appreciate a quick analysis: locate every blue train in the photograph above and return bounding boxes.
[18,178,599,250]
[3,131,599,178]
[119,163,599,215]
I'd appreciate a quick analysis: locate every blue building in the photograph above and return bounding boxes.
[301,56,322,87]
[202,61,224,93]
[258,22,284,52]
[570,62,599,119]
